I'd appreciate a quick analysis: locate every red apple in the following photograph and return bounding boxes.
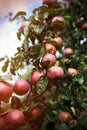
[41,53,56,67]
[31,70,44,85]
[0,117,6,130]
[58,111,72,123]
[47,66,64,80]
[0,80,13,103]
[52,16,65,24]
[45,43,57,54]
[67,68,79,76]
[81,22,87,30]
[42,0,56,6]
[5,109,25,127]
[19,21,29,34]
[63,47,74,56]
[51,37,63,47]
[13,80,31,96]
[31,107,44,121]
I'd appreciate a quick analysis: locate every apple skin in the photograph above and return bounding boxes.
[51,16,66,27]
[58,111,72,123]
[19,21,29,34]
[81,22,87,30]
[63,47,74,56]
[31,70,44,85]
[0,81,13,103]
[51,37,63,47]
[0,117,6,130]
[45,43,57,54]
[31,107,44,121]
[67,68,78,76]
[47,66,64,80]
[42,0,56,6]
[5,109,25,127]
[13,80,31,96]
[41,53,56,67]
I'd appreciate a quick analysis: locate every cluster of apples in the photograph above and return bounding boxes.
[0,0,80,129]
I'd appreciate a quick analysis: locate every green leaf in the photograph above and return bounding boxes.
[73,74,84,85]
[36,76,48,95]
[55,122,70,130]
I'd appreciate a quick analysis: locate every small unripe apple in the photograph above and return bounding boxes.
[47,66,64,80]
[81,22,87,30]
[19,21,29,34]
[13,80,31,96]
[63,47,74,56]
[67,68,78,76]
[58,111,72,123]
[31,107,44,121]
[5,109,25,127]
[0,81,13,103]
[31,70,43,85]
[0,117,6,130]
[42,0,56,6]
[51,37,63,47]
[45,43,57,54]
[41,53,56,67]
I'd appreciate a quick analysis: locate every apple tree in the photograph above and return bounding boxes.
[0,0,87,129]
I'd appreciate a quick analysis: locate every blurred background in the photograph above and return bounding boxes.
[0,0,42,57]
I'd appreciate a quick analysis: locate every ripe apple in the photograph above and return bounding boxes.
[41,53,56,67]
[81,22,87,30]
[0,117,6,130]
[51,16,66,30]
[51,37,63,48]
[42,0,56,6]
[63,47,74,56]
[13,80,31,96]
[45,43,57,54]
[47,66,64,80]
[67,68,78,76]
[31,107,44,121]
[31,70,44,85]
[0,81,13,103]
[58,111,72,123]
[19,21,29,34]
[5,109,25,127]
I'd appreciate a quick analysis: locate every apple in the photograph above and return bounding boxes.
[13,80,31,96]
[67,68,78,76]
[69,119,77,125]
[31,107,44,121]
[58,111,72,123]
[0,80,13,103]
[5,109,25,127]
[45,43,57,54]
[31,70,44,85]
[51,37,63,47]
[51,16,66,30]
[63,47,74,56]
[19,21,29,34]
[41,53,56,67]
[81,22,87,30]
[42,0,56,6]
[47,66,64,80]
[0,117,6,130]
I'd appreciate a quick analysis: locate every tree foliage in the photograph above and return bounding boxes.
[0,0,87,129]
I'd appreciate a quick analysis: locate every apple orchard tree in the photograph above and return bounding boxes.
[0,0,87,130]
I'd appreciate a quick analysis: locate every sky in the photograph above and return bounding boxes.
[0,0,42,57]
[0,0,42,76]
